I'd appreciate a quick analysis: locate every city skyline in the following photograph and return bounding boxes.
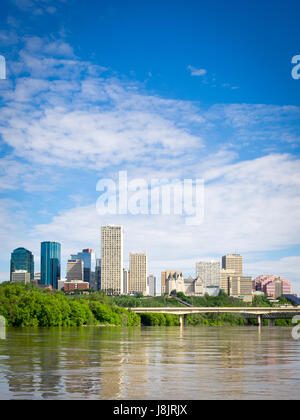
[7,229,296,298]
[0,0,299,295]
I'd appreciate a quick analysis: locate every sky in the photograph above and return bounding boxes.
[0,0,300,293]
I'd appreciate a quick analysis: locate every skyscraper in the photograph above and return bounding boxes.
[220,268,236,294]
[66,259,84,282]
[10,247,34,281]
[95,258,101,291]
[123,268,129,295]
[40,242,61,289]
[222,254,243,276]
[129,253,147,295]
[71,249,95,284]
[147,274,156,296]
[101,226,123,295]
[196,262,220,287]
[228,275,252,302]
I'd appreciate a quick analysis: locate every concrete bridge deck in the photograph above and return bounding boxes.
[129,306,300,327]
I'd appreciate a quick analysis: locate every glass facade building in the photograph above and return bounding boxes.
[10,248,34,281]
[71,249,96,284]
[41,242,61,289]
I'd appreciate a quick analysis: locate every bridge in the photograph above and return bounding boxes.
[130,306,300,327]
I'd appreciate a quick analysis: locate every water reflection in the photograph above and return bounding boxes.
[0,326,299,399]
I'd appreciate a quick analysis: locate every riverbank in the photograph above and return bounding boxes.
[0,282,294,327]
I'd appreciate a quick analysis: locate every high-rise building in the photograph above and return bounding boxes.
[40,242,61,289]
[95,258,101,291]
[123,269,129,295]
[101,226,123,295]
[66,259,84,282]
[10,247,34,281]
[228,275,252,302]
[196,262,220,287]
[220,268,236,294]
[222,254,243,276]
[147,274,156,296]
[129,253,147,295]
[71,249,95,284]
[11,270,31,284]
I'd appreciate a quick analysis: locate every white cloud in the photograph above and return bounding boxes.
[187,65,207,76]
[11,0,59,15]
[247,256,300,295]
[1,35,300,296]
[10,153,297,294]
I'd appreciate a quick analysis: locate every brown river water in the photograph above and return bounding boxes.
[0,326,299,400]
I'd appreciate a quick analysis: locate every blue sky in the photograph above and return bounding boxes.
[0,0,300,293]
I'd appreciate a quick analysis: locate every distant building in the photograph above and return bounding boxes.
[228,275,253,302]
[34,272,41,285]
[40,242,61,289]
[222,254,243,276]
[253,275,291,298]
[11,270,31,284]
[101,225,123,295]
[64,280,89,292]
[161,270,182,295]
[66,259,84,282]
[205,286,220,297]
[220,268,236,294]
[165,271,185,295]
[95,258,101,291]
[71,249,95,284]
[165,272,205,297]
[58,278,66,290]
[147,274,156,296]
[123,269,129,295]
[129,253,147,295]
[183,276,205,296]
[10,247,34,282]
[196,262,220,287]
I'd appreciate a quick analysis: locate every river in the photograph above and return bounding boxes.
[0,326,299,399]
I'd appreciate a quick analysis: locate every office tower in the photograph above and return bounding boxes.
[222,254,243,276]
[129,253,147,295]
[10,247,34,281]
[66,259,84,282]
[220,268,236,294]
[147,274,156,296]
[228,276,252,302]
[11,270,31,284]
[71,249,95,284]
[40,242,61,289]
[274,278,283,299]
[95,258,101,291]
[101,225,123,295]
[196,262,220,287]
[123,269,129,294]
[161,270,182,295]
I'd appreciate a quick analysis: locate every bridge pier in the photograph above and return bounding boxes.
[179,314,188,327]
[257,314,263,327]
[268,319,276,327]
